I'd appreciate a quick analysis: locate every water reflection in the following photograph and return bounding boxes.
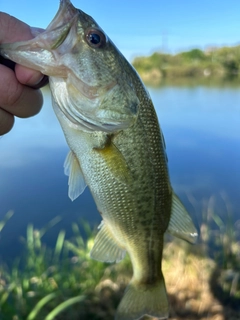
[0,85,239,261]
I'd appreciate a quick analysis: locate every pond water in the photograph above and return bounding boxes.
[0,84,239,262]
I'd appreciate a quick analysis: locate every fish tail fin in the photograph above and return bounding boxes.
[115,276,168,320]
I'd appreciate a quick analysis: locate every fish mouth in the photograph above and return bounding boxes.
[46,0,78,31]
[0,0,80,77]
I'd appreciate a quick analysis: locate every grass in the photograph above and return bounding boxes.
[0,197,239,320]
[0,215,131,320]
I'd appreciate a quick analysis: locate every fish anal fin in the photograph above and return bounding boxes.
[167,193,198,244]
[116,275,168,320]
[94,136,132,184]
[64,150,87,201]
[90,221,126,263]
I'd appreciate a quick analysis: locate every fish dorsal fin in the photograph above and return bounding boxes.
[167,193,198,244]
[90,220,126,263]
[94,137,132,185]
[64,150,87,201]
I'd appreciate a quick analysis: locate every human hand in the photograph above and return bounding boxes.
[0,12,48,135]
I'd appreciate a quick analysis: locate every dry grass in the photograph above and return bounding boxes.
[161,241,240,320]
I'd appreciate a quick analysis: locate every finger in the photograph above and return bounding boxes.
[0,65,43,118]
[0,108,14,135]
[0,12,44,86]
[15,64,45,87]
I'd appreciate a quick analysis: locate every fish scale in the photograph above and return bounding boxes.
[0,1,198,319]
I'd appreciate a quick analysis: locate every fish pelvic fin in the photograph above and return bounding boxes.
[167,193,198,244]
[115,276,168,320]
[90,221,126,263]
[64,150,87,201]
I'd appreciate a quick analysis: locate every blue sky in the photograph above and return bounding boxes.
[1,0,240,61]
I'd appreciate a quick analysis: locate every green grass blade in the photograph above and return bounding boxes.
[27,293,57,320]
[0,283,16,304]
[80,219,92,237]
[0,210,14,232]
[45,295,85,320]
[27,224,34,248]
[64,240,83,256]
[54,230,66,260]
[211,212,224,230]
[39,216,62,238]
[72,222,81,236]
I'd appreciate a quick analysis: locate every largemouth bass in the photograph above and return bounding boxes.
[0,1,198,319]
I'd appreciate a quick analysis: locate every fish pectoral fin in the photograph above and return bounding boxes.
[90,220,126,263]
[167,193,198,244]
[64,150,87,201]
[94,138,132,185]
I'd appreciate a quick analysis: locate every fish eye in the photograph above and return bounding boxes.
[85,29,106,48]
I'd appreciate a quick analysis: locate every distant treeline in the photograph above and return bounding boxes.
[132,46,240,85]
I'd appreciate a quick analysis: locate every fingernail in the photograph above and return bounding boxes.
[30,75,49,89]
